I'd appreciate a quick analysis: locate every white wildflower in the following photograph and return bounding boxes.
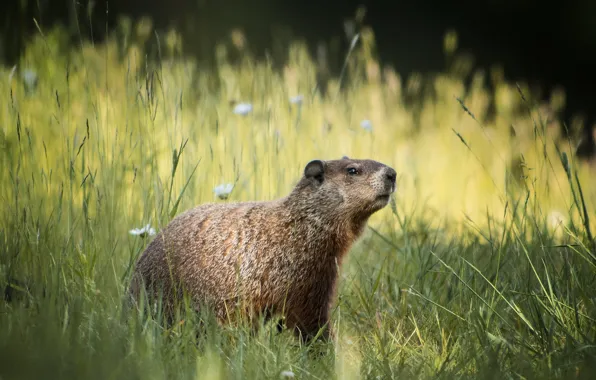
[214,183,234,200]
[547,210,566,230]
[289,95,303,105]
[360,119,373,131]
[21,68,38,94]
[129,224,156,238]
[233,102,253,115]
[280,370,295,378]
[22,68,38,84]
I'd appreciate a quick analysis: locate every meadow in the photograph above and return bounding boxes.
[1,22,596,379]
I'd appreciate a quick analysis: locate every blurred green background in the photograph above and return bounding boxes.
[1,1,596,379]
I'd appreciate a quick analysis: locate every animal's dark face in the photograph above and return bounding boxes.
[302,156,397,219]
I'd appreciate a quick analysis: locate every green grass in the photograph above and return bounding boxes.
[1,24,596,379]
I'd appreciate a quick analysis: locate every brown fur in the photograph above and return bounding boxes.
[128,157,397,342]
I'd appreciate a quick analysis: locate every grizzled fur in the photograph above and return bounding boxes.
[128,157,397,342]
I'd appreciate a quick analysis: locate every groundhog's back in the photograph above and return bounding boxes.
[130,200,305,317]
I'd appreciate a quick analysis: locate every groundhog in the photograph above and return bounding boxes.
[128,156,397,342]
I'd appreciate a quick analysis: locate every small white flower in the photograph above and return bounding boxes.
[214,183,234,200]
[360,119,373,131]
[289,95,303,105]
[547,210,566,230]
[129,224,156,238]
[280,370,295,378]
[233,102,253,115]
[21,68,38,94]
[22,68,38,84]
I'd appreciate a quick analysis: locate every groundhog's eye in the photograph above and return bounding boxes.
[346,167,359,176]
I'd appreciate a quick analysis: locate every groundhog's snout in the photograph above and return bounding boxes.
[384,166,397,193]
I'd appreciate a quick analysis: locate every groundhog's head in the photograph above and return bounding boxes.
[295,156,397,221]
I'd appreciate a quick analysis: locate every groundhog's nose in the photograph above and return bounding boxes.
[385,167,397,190]
[385,168,396,183]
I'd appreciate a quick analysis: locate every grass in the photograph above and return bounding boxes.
[1,22,596,379]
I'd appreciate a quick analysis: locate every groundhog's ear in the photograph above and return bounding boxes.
[304,160,326,184]
[342,155,350,160]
